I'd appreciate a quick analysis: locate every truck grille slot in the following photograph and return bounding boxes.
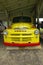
[11,37,20,41]
[11,34,20,36]
[22,37,31,41]
[22,34,32,36]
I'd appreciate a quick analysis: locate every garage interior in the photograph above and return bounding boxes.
[0,0,43,65]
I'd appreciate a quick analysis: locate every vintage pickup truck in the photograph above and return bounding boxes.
[3,16,40,47]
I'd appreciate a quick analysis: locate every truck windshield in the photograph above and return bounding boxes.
[13,16,31,23]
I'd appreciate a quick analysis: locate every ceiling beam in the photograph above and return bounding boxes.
[8,4,34,13]
[5,0,36,8]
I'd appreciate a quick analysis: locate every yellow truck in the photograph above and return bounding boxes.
[3,16,40,47]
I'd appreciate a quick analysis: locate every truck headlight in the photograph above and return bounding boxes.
[3,31,8,35]
[34,30,39,35]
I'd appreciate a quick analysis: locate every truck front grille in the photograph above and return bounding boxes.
[11,37,32,42]
[10,33,32,42]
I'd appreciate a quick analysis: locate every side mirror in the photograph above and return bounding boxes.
[5,27,7,29]
[40,25,43,28]
[40,21,43,28]
[40,22,43,28]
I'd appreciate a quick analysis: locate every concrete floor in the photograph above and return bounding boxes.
[0,35,43,65]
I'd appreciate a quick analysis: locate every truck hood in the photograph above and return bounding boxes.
[11,23,34,29]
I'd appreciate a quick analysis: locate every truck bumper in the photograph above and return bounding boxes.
[4,42,40,47]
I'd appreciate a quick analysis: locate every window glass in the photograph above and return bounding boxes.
[13,16,31,23]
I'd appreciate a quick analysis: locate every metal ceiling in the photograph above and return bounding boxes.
[0,0,37,11]
[0,0,43,20]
